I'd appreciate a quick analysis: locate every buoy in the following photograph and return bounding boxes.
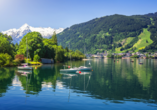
[92,70,93,71]
[68,66,70,68]
[79,71,81,74]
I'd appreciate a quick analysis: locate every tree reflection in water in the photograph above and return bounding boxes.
[0,59,157,105]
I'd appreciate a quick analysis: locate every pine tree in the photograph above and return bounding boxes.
[146,40,148,43]
[51,31,58,45]
[65,47,69,52]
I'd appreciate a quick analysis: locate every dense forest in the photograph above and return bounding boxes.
[0,32,84,67]
[57,12,157,53]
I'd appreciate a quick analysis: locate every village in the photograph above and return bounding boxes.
[87,51,157,59]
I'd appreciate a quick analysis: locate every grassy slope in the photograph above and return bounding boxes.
[115,37,135,53]
[115,28,153,53]
[133,28,153,52]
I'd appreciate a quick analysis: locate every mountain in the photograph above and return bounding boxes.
[2,24,64,44]
[57,12,157,53]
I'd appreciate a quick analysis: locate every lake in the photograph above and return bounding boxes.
[0,59,157,110]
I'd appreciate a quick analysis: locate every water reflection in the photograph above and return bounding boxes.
[0,67,15,97]
[0,59,157,107]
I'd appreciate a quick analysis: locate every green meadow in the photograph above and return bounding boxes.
[133,28,153,52]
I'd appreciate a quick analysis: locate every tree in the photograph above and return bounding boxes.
[0,53,12,67]
[146,40,148,43]
[146,53,148,58]
[15,54,25,62]
[17,32,44,60]
[0,35,14,57]
[130,55,139,58]
[65,47,69,52]
[51,31,57,45]
[43,38,55,59]
[34,54,40,62]
[107,52,114,58]
[15,43,19,52]
[53,45,64,62]
[0,33,13,44]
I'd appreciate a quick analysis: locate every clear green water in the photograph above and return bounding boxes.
[0,59,157,110]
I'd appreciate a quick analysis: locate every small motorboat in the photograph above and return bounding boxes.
[77,66,92,71]
[18,65,33,70]
[60,67,78,73]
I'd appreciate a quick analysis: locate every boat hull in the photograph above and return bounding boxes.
[18,66,33,70]
[78,66,92,71]
[60,69,78,73]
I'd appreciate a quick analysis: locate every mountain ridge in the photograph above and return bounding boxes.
[2,23,64,44]
[57,12,157,53]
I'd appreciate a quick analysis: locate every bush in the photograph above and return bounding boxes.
[114,55,122,58]
[0,53,12,67]
[107,53,114,58]
[28,61,42,65]
[12,59,21,66]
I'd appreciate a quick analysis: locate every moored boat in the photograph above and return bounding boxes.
[60,67,78,73]
[18,65,33,70]
[77,66,92,71]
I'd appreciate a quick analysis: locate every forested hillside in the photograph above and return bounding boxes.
[57,12,157,53]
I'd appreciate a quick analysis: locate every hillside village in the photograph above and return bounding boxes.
[87,51,157,59]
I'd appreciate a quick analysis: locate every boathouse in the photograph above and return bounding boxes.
[41,58,54,64]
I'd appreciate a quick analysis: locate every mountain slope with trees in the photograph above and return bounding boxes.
[57,12,157,53]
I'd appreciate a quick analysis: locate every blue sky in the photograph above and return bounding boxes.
[0,0,157,31]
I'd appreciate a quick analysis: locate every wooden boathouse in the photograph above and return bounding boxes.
[41,58,54,64]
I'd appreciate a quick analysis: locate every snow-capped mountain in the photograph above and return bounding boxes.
[2,23,64,44]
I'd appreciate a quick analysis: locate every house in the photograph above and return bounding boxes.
[154,52,157,56]
[136,52,141,55]
[126,53,131,57]
[41,58,54,64]
[132,53,136,55]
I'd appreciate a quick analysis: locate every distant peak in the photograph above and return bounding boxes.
[20,23,30,28]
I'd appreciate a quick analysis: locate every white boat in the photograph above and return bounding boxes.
[78,66,92,71]
[60,67,78,73]
[60,44,78,73]
[18,37,32,70]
